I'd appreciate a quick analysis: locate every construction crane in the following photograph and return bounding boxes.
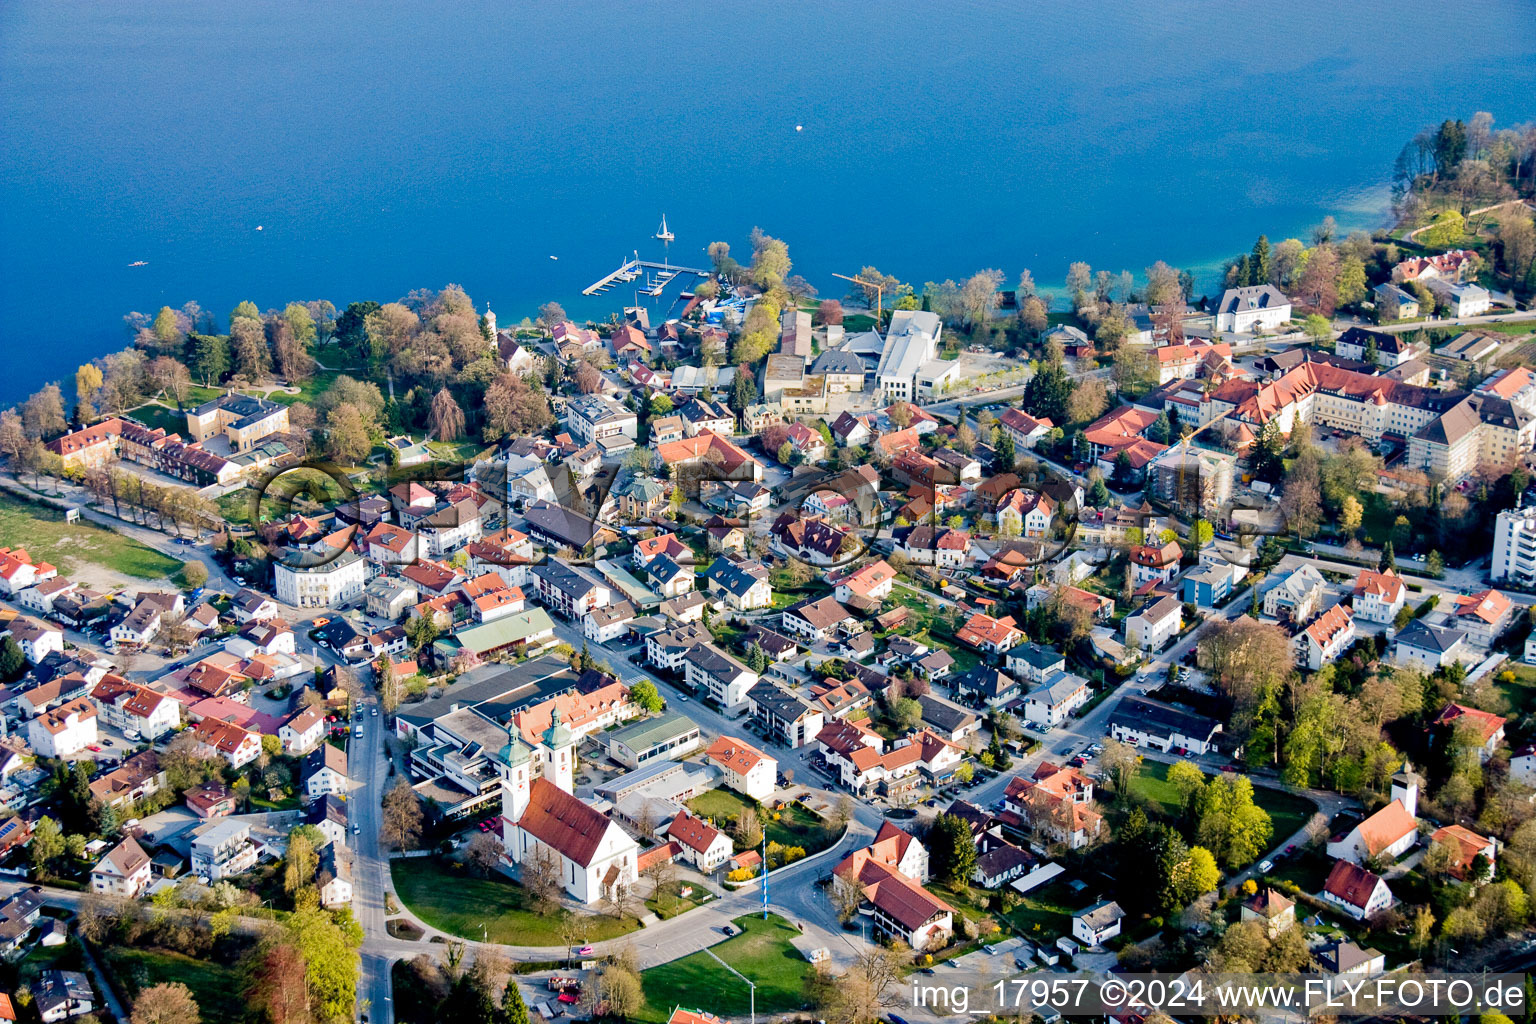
[831,272,886,323]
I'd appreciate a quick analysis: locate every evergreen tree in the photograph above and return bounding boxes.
[1090,476,1110,506]
[502,979,531,1024]
[1379,540,1395,573]
[995,431,1016,470]
[1250,235,1271,286]
[1426,550,1443,577]
[1236,255,1253,287]
[1149,410,1171,445]
[0,637,24,682]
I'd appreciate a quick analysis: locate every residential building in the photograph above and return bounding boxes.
[1353,569,1405,624]
[705,736,777,801]
[1426,279,1492,317]
[1297,603,1355,670]
[832,559,895,610]
[951,666,1021,707]
[303,744,352,798]
[566,394,638,447]
[1432,702,1506,762]
[27,697,97,757]
[781,594,856,643]
[1072,900,1125,947]
[90,836,152,898]
[1007,643,1066,684]
[892,525,971,569]
[1431,824,1497,881]
[1393,248,1475,284]
[1129,540,1182,589]
[1493,504,1536,585]
[31,970,94,1024]
[998,408,1054,450]
[704,556,772,611]
[1107,696,1220,755]
[745,681,824,747]
[1450,588,1514,647]
[1322,861,1394,920]
[275,550,368,608]
[1022,672,1091,727]
[682,644,756,711]
[87,751,166,809]
[1318,940,1386,976]
[1125,596,1182,653]
[185,780,238,818]
[1241,888,1296,938]
[1392,619,1468,671]
[665,810,733,872]
[190,819,259,881]
[1214,284,1291,332]
[231,588,282,623]
[955,612,1022,655]
[190,718,262,769]
[834,853,953,950]
[89,676,180,740]
[532,561,612,619]
[1373,282,1420,319]
[1003,762,1101,849]
[1262,565,1326,625]
[583,601,636,644]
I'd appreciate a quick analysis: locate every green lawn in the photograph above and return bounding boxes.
[100,945,247,1024]
[645,879,713,919]
[125,402,191,434]
[637,914,810,1024]
[0,493,186,581]
[1494,662,1536,718]
[1128,761,1317,860]
[1000,880,1077,940]
[390,856,641,944]
[686,789,839,855]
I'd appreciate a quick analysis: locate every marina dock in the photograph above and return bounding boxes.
[582,258,711,297]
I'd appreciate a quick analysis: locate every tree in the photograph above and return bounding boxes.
[735,807,763,848]
[1022,359,1074,424]
[1099,739,1139,795]
[284,829,317,895]
[428,387,465,440]
[928,813,978,884]
[182,561,209,590]
[1166,760,1206,809]
[889,697,921,732]
[830,873,865,922]
[815,299,844,326]
[1426,549,1444,577]
[131,983,200,1024]
[1380,539,1396,572]
[381,778,424,851]
[21,384,67,439]
[502,979,530,1024]
[1066,377,1108,426]
[1280,456,1322,538]
[1193,774,1273,869]
[29,815,64,876]
[629,679,663,713]
[231,316,272,379]
[0,637,27,683]
[1340,494,1363,536]
[323,403,373,464]
[537,302,567,331]
[465,832,502,877]
[958,269,1003,328]
[1336,254,1369,307]
[995,431,1016,470]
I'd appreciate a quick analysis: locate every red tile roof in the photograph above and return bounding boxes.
[516,778,615,867]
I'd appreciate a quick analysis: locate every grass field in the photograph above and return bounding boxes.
[637,914,809,1023]
[686,788,839,855]
[100,945,246,1024]
[1129,761,1317,862]
[390,856,641,944]
[0,493,185,580]
[999,880,1077,939]
[125,402,190,434]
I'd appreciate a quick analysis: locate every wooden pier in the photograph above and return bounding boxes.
[582,258,711,297]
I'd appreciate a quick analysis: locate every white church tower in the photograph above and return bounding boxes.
[539,706,575,793]
[495,720,533,846]
[484,303,497,344]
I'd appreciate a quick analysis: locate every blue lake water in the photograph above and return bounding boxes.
[1,0,1533,403]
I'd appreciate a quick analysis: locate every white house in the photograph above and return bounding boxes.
[90,837,152,898]
[10,617,64,664]
[278,706,327,755]
[27,698,98,757]
[1322,861,1394,920]
[1352,569,1405,624]
[190,819,259,881]
[1022,672,1091,727]
[706,736,777,802]
[683,644,757,711]
[1215,284,1291,333]
[275,551,369,609]
[1125,596,1182,653]
[303,744,352,799]
[664,810,733,872]
[1391,620,1467,672]
[1108,696,1220,756]
[1071,900,1125,947]
[1297,603,1354,671]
